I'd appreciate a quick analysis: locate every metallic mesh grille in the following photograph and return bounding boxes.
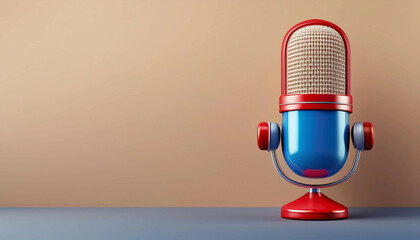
[286,25,346,94]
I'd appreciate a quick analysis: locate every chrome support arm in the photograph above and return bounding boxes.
[270,150,361,188]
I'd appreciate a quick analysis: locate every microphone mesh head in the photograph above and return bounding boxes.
[286,25,346,95]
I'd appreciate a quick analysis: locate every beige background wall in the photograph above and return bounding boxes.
[0,0,419,207]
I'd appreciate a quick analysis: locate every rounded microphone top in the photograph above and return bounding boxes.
[287,25,345,95]
[279,19,352,113]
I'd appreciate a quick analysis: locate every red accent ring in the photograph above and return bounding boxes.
[363,122,374,150]
[280,103,352,112]
[279,94,353,113]
[257,122,269,151]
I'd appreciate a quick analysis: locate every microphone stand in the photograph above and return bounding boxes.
[270,149,361,189]
[270,149,362,219]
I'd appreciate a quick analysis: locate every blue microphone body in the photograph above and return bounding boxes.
[282,110,349,178]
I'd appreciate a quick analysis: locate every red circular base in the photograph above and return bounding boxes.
[281,192,348,220]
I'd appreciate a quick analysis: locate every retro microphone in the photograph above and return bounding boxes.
[257,19,374,220]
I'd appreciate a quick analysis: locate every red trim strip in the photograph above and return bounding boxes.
[279,94,353,113]
[279,103,352,113]
[279,94,352,105]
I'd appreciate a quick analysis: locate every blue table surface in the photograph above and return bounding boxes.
[0,207,419,240]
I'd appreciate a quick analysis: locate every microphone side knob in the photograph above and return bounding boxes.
[352,122,374,151]
[257,122,281,151]
[363,122,374,150]
[269,122,281,150]
[257,122,270,151]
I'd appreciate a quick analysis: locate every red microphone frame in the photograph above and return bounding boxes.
[279,19,352,113]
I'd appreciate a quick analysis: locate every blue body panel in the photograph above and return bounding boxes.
[282,110,349,178]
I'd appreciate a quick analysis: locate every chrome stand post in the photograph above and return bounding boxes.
[309,188,320,193]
